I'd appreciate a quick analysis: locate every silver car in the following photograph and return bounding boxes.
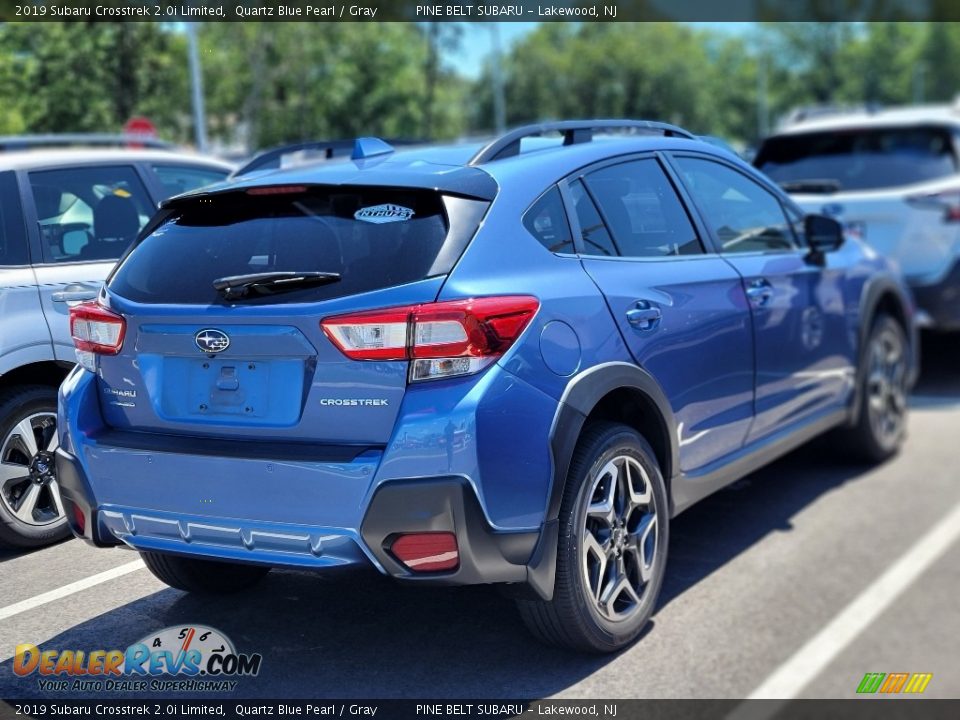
[0,148,231,547]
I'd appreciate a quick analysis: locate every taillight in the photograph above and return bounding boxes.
[69,302,126,371]
[321,296,539,382]
[390,532,459,572]
[906,190,960,223]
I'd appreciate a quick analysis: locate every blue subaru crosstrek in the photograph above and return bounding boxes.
[57,121,917,652]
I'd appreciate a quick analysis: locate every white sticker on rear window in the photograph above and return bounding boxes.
[354,204,415,224]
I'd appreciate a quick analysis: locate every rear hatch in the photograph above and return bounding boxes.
[94,184,489,445]
[755,124,960,280]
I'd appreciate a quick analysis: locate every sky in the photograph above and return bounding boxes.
[448,22,754,78]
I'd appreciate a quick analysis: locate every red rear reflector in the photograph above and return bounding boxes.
[72,504,86,534]
[390,532,459,572]
[69,302,126,355]
[245,185,308,196]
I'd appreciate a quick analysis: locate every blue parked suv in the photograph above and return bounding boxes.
[57,121,916,652]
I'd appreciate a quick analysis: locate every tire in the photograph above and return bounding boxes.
[0,385,70,549]
[516,421,669,653]
[141,551,270,593]
[837,315,909,464]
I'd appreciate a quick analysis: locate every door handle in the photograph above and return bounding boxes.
[52,290,98,304]
[745,279,773,307]
[626,301,662,331]
[52,283,101,304]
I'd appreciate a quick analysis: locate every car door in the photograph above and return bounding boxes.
[23,164,156,363]
[668,153,853,443]
[0,171,54,372]
[567,154,755,473]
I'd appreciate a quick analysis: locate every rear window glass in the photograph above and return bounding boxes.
[107,186,487,305]
[755,126,958,192]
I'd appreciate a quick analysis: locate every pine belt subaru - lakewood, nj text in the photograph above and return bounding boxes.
[56,121,917,652]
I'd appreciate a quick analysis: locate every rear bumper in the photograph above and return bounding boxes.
[909,259,960,331]
[56,442,541,589]
[55,445,372,568]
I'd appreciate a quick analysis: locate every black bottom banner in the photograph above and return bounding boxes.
[2,700,959,720]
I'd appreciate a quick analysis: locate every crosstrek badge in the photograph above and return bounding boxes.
[354,204,415,223]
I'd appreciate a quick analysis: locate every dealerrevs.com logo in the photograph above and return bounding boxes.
[14,625,262,693]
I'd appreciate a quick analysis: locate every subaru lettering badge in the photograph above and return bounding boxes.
[195,329,230,354]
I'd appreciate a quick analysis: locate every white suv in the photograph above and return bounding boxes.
[755,105,960,330]
[0,147,231,548]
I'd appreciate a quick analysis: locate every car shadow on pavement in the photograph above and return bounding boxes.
[911,331,960,408]
[2,336,955,699]
[0,536,71,564]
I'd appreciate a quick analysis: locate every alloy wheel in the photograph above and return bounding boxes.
[581,455,659,623]
[0,412,64,527]
[866,326,907,448]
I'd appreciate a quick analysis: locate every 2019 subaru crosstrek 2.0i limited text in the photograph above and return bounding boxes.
[57,122,917,652]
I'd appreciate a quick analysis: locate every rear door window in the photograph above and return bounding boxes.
[755,125,958,192]
[570,179,617,256]
[28,166,154,263]
[582,159,702,257]
[151,164,230,199]
[108,186,489,305]
[0,171,29,266]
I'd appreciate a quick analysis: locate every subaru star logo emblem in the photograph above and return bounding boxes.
[195,329,230,354]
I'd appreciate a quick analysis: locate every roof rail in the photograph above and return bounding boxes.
[0,134,174,151]
[234,140,356,176]
[234,137,424,177]
[468,119,696,165]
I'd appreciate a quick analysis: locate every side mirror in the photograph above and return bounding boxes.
[805,214,844,255]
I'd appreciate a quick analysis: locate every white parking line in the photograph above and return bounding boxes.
[0,559,144,622]
[745,499,960,700]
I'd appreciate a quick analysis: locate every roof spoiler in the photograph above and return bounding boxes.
[468,119,696,165]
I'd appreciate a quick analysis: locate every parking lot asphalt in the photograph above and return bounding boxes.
[0,334,958,701]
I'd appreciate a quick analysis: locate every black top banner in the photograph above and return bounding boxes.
[3,0,960,22]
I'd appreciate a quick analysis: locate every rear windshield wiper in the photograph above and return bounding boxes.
[778,178,843,194]
[213,271,341,299]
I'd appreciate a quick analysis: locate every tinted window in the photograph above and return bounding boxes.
[0,171,28,266]
[755,126,957,192]
[675,157,796,253]
[108,186,488,305]
[524,187,573,253]
[29,166,153,263]
[570,180,616,256]
[151,164,229,199]
[584,159,701,257]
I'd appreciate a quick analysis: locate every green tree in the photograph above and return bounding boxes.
[920,22,960,101]
[0,23,189,140]
[473,23,725,135]
[201,22,468,151]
